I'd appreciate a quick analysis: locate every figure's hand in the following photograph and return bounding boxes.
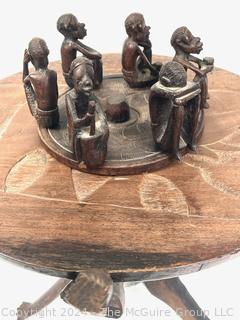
[151,63,161,76]
[23,76,31,85]
[88,101,96,115]
[199,57,214,75]
[203,57,214,66]
[206,64,214,72]
[201,64,214,75]
[24,49,31,64]
[143,39,152,49]
[152,62,162,71]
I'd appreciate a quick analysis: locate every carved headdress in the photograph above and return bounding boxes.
[69,56,93,77]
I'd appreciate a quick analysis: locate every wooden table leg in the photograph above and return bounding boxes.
[106,283,125,318]
[17,271,125,320]
[61,270,124,318]
[17,275,208,320]
[145,277,210,320]
[17,278,71,320]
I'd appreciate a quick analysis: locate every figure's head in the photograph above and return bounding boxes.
[171,26,203,55]
[125,13,150,43]
[57,13,87,40]
[28,38,49,69]
[159,61,187,87]
[69,56,94,96]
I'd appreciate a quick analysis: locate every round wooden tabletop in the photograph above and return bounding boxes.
[0,54,240,282]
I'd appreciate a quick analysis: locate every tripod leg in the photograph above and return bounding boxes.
[17,278,71,320]
[61,270,125,319]
[145,277,210,320]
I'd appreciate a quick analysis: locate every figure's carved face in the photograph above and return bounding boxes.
[76,22,87,40]
[135,18,150,43]
[57,14,87,40]
[125,13,150,44]
[72,65,94,96]
[171,27,203,55]
[32,55,49,69]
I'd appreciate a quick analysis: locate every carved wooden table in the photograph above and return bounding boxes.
[1,54,240,320]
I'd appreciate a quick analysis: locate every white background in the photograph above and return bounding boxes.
[0,0,240,319]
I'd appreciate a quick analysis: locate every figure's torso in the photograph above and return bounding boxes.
[122,39,140,72]
[29,70,58,110]
[68,90,89,119]
[61,40,77,73]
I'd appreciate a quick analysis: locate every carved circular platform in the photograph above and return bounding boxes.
[38,74,204,175]
[1,55,240,283]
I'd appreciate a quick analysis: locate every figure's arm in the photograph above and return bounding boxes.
[186,63,204,76]
[144,38,152,49]
[23,51,38,115]
[137,46,158,74]
[23,49,31,82]
[174,57,204,77]
[77,101,95,129]
[66,94,80,127]
[188,55,203,67]
[73,41,102,60]
[189,55,214,74]
[142,46,152,64]
[23,76,38,116]
[88,101,96,135]
[66,95,95,130]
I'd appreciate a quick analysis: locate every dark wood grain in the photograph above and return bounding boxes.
[0,55,240,282]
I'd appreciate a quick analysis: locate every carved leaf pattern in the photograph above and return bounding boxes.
[0,107,20,139]
[184,129,240,199]
[219,129,240,148]
[4,149,48,193]
[200,169,240,200]
[140,173,189,216]
[72,170,111,202]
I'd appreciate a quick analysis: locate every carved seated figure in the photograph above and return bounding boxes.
[122,13,161,88]
[149,61,202,160]
[66,57,109,168]
[23,38,59,128]
[57,13,103,89]
[171,26,214,109]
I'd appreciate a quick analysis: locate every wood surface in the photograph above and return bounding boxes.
[0,54,240,282]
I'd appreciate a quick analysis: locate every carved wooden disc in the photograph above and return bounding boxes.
[0,55,240,282]
[39,74,203,175]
